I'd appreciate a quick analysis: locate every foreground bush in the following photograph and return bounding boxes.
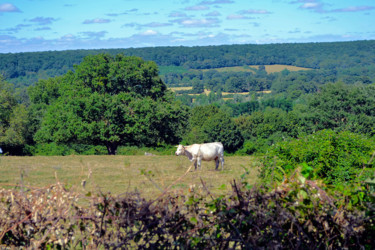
[1,176,374,249]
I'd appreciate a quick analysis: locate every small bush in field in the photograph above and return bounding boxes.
[260,129,375,185]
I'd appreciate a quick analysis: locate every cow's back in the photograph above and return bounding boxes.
[198,142,224,161]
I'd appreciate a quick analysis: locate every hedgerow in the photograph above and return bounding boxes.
[1,173,374,249]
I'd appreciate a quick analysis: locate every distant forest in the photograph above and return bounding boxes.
[1,40,375,89]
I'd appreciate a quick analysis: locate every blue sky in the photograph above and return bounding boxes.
[0,0,374,53]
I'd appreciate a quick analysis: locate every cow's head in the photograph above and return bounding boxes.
[175,145,185,156]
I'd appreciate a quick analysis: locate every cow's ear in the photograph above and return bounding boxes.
[175,145,179,148]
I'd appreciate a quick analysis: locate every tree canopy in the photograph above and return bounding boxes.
[33,54,188,154]
[0,77,29,154]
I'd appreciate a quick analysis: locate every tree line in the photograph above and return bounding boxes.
[1,40,375,88]
[1,52,375,156]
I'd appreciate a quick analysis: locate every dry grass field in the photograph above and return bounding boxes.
[200,64,311,74]
[0,155,259,199]
[263,64,311,73]
[169,86,193,91]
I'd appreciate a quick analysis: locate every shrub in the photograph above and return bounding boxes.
[260,130,375,185]
[33,142,73,156]
[1,178,373,249]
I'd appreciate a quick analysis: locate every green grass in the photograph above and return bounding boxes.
[0,155,259,198]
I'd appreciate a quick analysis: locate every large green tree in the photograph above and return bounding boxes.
[0,76,29,154]
[33,54,188,154]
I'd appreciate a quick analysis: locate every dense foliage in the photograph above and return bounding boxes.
[28,54,189,155]
[261,129,375,185]
[0,76,29,154]
[306,82,375,135]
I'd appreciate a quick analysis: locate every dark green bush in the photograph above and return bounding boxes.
[260,129,375,185]
[32,142,73,156]
[31,143,108,156]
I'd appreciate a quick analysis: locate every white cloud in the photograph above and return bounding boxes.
[331,6,375,13]
[83,18,111,24]
[1,24,30,34]
[169,11,188,18]
[239,9,271,14]
[141,30,158,36]
[199,0,234,5]
[227,14,253,20]
[301,3,320,9]
[205,11,221,16]
[143,22,172,28]
[80,31,107,39]
[185,5,210,11]
[122,22,172,30]
[29,17,58,25]
[0,3,21,12]
[291,0,325,13]
[181,18,220,27]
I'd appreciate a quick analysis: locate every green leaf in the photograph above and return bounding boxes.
[190,217,198,224]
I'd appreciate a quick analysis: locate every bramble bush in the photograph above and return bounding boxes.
[260,129,375,185]
[1,166,374,249]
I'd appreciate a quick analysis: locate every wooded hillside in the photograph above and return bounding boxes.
[1,40,375,88]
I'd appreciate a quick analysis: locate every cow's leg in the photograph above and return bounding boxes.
[215,158,219,170]
[197,156,202,170]
[194,158,198,170]
[220,156,224,170]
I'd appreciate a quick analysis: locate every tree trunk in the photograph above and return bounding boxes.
[106,142,118,155]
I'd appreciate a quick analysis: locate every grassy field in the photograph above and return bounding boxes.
[0,155,259,199]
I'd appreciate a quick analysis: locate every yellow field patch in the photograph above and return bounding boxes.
[170,86,193,91]
[201,64,311,74]
[188,90,271,97]
[264,64,311,74]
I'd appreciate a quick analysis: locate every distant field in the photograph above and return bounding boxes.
[201,64,311,74]
[170,86,193,91]
[263,64,311,73]
[0,155,258,198]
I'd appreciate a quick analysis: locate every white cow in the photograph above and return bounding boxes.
[175,142,224,170]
